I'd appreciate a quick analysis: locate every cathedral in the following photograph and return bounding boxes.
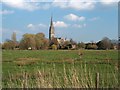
[48,16,77,49]
[49,16,60,47]
[49,16,55,40]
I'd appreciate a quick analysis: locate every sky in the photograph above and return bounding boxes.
[0,0,119,43]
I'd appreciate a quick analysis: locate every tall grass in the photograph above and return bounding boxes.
[2,50,118,88]
[2,61,118,88]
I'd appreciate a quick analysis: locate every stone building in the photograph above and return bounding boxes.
[49,16,77,49]
[49,16,55,40]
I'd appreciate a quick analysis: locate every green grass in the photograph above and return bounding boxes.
[2,50,119,88]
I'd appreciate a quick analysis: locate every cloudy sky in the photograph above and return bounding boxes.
[1,0,118,43]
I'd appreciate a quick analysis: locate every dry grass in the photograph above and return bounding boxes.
[14,58,75,66]
[17,58,40,61]
[14,58,40,66]
[2,63,119,88]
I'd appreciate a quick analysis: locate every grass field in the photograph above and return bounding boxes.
[2,50,119,88]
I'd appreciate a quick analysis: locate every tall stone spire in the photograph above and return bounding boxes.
[49,16,55,40]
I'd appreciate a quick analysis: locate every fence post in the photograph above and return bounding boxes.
[95,72,99,89]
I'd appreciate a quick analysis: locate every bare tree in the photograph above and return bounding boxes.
[97,37,111,50]
[11,32,17,49]
[102,37,111,50]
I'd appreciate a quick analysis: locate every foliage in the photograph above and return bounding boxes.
[69,39,75,44]
[0,43,2,49]
[2,32,118,50]
[97,37,111,50]
[35,33,47,50]
[77,42,85,49]
[2,40,15,50]
[51,44,57,50]
[85,43,98,50]
[19,33,49,50]
[102,37,111,49]
[19,34,36,50]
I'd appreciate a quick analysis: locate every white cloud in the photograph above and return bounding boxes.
[2,0,50,11]
[38,24,47,28]
[27,23,47,30]
[41,3,51,10]
[52,0,96,10]
[72,23,86,28]
[53,21,68,28]
[68,2,95,10]
[100,0,118,5]
[0,10,14,15]
[52,0,118,11]
[89,17,100,21]
[27,24,35,29]
[1,0,118,11]
[64,13,85,21]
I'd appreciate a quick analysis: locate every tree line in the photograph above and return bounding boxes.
[78,37,118,50]
[1,32,119,50]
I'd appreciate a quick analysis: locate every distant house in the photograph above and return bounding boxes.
[28,47,32,50]
[113,45,118,50]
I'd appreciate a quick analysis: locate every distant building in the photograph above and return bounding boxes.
[49,16,55,40]
[48,16,77,49]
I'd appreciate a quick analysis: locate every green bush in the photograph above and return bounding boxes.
[52,44,57,50]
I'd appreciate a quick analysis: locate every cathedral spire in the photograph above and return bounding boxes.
[50,16,53,26]
[49,15,55,40]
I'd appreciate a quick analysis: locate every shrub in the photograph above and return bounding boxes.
[51,44,57,50]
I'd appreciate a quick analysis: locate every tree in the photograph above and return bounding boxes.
[97,37,111,50]
[70,38,76,45]
[102,37,111,50]
[110,43,114,49]
[110,39,118,50]
[11,32,18,49]
[19,39,26,49]
[51,44,57,50]
[2,40,15,50]
[19,33,49,50]
[19,34,36,50]
[85,43,98,50]
[35,33,47,49]
[42,38,49,49]
[96,41,104,50]
[63,41,72,49]
[77,42,85,49]
[0,43,2,49]
[35,33,43,49]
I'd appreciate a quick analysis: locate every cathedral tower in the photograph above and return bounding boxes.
[49,16,55,40]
